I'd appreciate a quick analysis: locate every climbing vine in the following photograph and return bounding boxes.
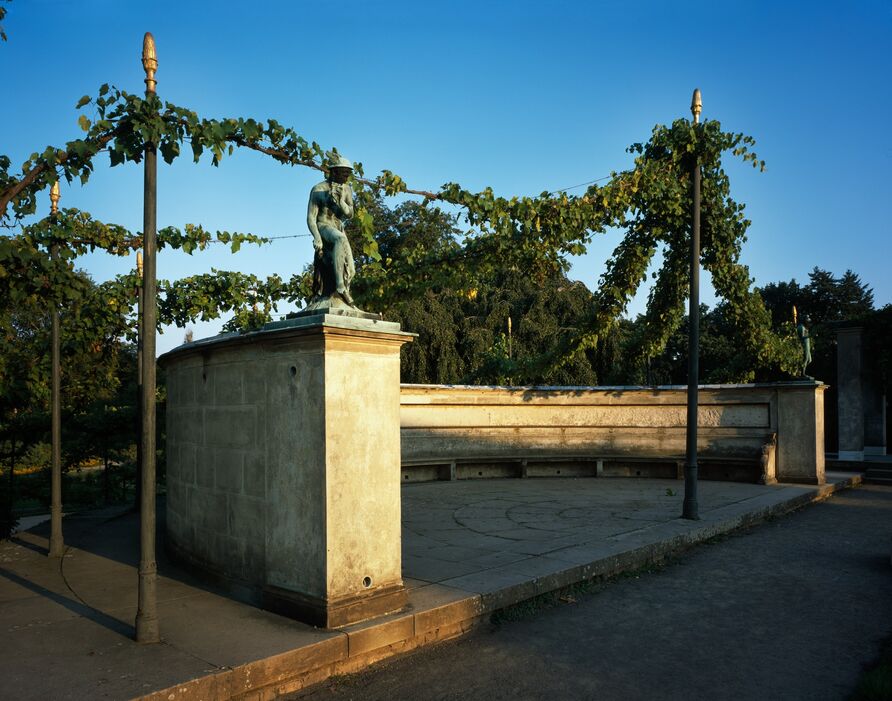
[0,84,800,381]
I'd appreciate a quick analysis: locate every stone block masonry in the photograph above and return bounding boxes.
[400,381,827,485]
[162,315,414,628]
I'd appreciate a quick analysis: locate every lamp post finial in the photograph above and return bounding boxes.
[50,180,60,215]
[691,88,702,124]
[142,32,157,94]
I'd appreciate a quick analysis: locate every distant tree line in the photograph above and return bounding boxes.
[345,197,887,392]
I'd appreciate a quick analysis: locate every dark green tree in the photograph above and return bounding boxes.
[344,196,621,385]
[758,267,875,329]
[757,267,876,386]
[0,265,134,530]
[863,305,892,396]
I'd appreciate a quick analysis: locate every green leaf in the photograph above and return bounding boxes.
[159,140,180,165]
[78,115,91,132]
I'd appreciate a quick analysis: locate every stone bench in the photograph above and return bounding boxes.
[400,432,778,484]
[400,382,825,485]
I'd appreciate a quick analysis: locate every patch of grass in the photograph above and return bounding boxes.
[490,559,672,624]
[851,636,892,700]
[491,597,551,623]
[703,532,732,545]
[619,561,667,579]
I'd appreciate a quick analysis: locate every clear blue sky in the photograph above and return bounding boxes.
[2,0,890,355]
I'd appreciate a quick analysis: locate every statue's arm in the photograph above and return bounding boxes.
[329,183,354,219]
[339,186,354,219]
[307,188,322,251]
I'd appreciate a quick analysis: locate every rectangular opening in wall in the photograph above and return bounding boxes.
[523,461,599,478]
[601,460,678,479]
[400,464,450,482]
[455,462,522,480]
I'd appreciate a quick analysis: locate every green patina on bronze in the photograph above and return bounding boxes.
[305,155,357,309]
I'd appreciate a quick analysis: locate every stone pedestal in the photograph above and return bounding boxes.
[837,327,865,460]
[162,314,413,628]
[775,381,826,484]
[864,385,887,457]
[837,325,887,460]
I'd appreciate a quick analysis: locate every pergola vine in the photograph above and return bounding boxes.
[0,84,799,381]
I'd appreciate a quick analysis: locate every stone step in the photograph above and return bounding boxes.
[863,476,892,486]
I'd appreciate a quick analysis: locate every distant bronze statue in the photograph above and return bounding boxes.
[794,306,813,379]
[307,156,356,307]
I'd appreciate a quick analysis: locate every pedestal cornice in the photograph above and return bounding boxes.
[160,315,415,365]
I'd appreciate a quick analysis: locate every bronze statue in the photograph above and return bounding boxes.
[794,306,813,379]
[307,156,356,307]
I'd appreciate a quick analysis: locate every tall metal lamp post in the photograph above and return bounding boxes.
[682,88,702,521]
[135,249,143,511]
[135,31,160,644]
[48,181,65,556]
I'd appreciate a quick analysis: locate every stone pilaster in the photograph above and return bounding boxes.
[836,326,865,460]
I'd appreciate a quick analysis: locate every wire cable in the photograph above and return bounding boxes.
[548,174,616,195]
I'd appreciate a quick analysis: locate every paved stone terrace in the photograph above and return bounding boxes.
[403,478,774,588]
[0,475,860,700]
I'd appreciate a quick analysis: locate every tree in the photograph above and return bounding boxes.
[863,305,892,396]
[0,85,794,383]
[0,1,9,42]
[639,300,789,385]
[756,267,877,385]
[758,267,875,329]
[757,279,805,329]
[0,263,138,532]
[344,196,626,385]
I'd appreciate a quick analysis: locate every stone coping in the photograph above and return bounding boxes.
[402,381,825,392]
[159,315,413,364]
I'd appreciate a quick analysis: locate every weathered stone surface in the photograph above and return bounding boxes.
[243,450,266,499]
[837,325,887,459]
[166,407,202,445]
[213,364,244,405]
[242,362,267,405]
[178,443,198,486]
[195,449,216,490]
[401,403,769,429]
[262,314,400,334]
[400,382,825,484]
[324,336,404,599]
[837,327,865,460]
[344,611,415,657]
[162,319,414,627]
[776,383,826,484]
[227,495,265,548]
[214,449,244,494]
[204,407,256,449]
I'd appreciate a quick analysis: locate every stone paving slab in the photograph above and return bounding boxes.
[0,473,860,701]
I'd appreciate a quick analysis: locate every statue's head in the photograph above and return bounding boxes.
[328,155,353,184]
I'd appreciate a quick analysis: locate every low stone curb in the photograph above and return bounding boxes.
[137,474,862,701]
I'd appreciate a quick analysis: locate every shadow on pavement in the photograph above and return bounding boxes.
[0,565,134,638]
